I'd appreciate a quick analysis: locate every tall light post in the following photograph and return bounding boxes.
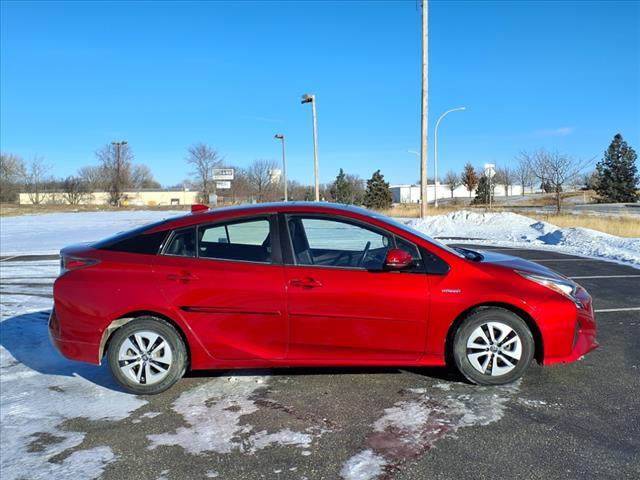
[434,106,466,208]
[301,93,319,201]
[419,0,429,218]
[274,134,288,201]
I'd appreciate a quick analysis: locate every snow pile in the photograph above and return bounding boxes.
[408,210,640,267]
[0,210,183,256]
[147,375,316,455]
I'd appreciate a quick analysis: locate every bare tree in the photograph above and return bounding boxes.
[96,143,133,206]
[443,170,460,198]
[23,157,51,205]
[131,164,160,189]
[186,143,223,203]
[529,149,589,213]
[495,165,515,197]
[246,159,278,202]
[78,165,106,194]
[514,153,536,195]
[62,176,88,205]
[0,153,26,202]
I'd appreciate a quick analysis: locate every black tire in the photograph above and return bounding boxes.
[453,308,534,386]
[107,316,187,395]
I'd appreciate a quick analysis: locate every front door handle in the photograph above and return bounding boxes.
[289,277,323,289]
[167,272,198,283]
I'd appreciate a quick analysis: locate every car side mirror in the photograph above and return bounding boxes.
[384,248,414,270]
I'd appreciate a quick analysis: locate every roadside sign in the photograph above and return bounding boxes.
[215,181,231,189]
[213,168,234,180]
[484,163,496,179]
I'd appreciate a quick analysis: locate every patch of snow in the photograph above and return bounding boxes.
[206,472,219,478]
[340,449,387,480]
[0,210,183,256]
[147,375,315,456]
[406,210,640,268]
[432,382,452,391]
[341,381,521,480]
[0,260,147,480]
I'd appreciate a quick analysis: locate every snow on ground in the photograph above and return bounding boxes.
[147,375,318,455]
[0,210,183,256]
[407,210,640,268]
[340,380,522,480]
[0,244,149,479]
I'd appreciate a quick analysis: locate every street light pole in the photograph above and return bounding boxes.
[274,134,287,201]
[420,0,429,218]
[434,106,466,208]
[301,93,319,201]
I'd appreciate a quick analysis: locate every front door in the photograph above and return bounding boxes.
[284,215,429,361]
[153,216,287,360]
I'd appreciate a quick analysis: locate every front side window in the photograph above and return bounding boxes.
[198,218,272,263]
[288,216,392,269]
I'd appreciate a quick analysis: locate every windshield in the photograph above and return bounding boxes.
[374,215,465,258]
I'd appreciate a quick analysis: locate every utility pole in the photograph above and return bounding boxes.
[274,134,288,201]
[420,0,429,218]
[301,93,319,201]
[111,140,127,207]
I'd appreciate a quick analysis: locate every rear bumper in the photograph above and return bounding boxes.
[543,301,598,365]
[48,309,100,365]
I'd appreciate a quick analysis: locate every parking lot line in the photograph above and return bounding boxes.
[594,307,640,313]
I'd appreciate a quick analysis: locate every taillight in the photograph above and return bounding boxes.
[60,256,99,275]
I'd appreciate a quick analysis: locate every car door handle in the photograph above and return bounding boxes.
[289,278,323,289]
[167,272,198,283]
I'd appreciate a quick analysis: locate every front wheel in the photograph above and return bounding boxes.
[453,308,534,385]
[107,317,187,395]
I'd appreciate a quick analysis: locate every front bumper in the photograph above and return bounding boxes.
[543,292,598,365]
[48,308,100,364]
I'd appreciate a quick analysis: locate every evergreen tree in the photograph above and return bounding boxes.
[330,168,353,204]
[472,175,494,205]
[363,169,392,209]
[461,163,478,197]
[595,134,639,202]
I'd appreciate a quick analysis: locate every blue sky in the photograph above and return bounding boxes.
[1,0,639,187]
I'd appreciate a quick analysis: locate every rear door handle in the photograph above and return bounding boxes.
[289,278,323,289]
[167,272,198,283]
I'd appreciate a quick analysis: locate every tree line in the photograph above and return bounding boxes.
[0,143,160,206]
[443,133,638,212]
[2,134,636,211]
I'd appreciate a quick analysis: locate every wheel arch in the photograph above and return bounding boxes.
[445,302,544,366]
[99,310,191,368]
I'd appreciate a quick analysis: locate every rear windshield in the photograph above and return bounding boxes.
[92,219,172,254]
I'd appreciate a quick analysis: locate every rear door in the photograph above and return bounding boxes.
[153,215,287,360]
[283,215,430,361]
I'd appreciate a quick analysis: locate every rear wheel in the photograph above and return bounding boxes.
[453,308,534,385]
[107,316,187,395]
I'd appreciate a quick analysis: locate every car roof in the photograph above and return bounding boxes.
[147,202,380,232]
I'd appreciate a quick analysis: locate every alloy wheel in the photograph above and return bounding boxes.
[117,330,173,385]
[466,321,523,376]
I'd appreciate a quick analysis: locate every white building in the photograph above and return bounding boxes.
[390,183,524,204]
[18,189,200,206]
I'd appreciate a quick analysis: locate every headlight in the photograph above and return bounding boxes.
[517,271,583,308]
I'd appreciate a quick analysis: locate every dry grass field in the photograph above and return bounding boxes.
[528,213,640,238]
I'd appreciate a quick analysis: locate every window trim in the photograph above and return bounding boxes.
[160,226,197,258]
[282,213,426,273]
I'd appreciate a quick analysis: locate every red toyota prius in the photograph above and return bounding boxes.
[50,203,598,394]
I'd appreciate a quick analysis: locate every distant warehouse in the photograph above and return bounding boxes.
[18,189,200,206]
[390,183,524,203]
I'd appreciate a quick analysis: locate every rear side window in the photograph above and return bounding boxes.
[198,219,272,263]
[165,228,196,257]
[97,230,169,255]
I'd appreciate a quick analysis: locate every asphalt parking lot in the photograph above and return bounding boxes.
[1,246,639,480]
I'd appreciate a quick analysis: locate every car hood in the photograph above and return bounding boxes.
[476,250,566,280]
